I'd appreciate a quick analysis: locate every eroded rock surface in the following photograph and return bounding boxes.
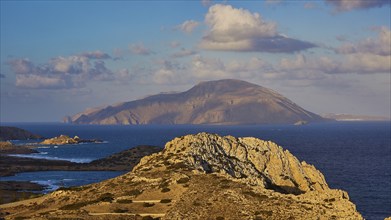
[0,133,362,220]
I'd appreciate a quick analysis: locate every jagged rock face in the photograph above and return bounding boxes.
[66,79,326,125]
[136,133,328,195]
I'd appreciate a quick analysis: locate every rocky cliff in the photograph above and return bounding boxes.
[0,133,362,219]
[66,79,326,125]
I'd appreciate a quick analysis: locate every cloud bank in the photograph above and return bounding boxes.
[199,4,316,53]
[7,52,114,89]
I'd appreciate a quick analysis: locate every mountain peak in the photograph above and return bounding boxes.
[67,79,326,125]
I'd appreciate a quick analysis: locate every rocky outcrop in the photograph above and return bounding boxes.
[0,126,43,141]
[135,133,330,195]
[40,135,102,145]
[137,133,328,195]
[66,79,327,125]
[0,133,362,219]
[0,141,38,154]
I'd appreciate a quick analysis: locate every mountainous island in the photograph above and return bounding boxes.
[0,133,362,219]
[65,79,327,125]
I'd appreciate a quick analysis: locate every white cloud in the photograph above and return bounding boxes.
[7,53,114,90]
[171,48,197,58]
[200,4,316,53]
[335,26,391,56]
[326,0,390,12]
[169,41,181,48]
[176,20,200,34]
[148,55,274,85]
[129,43,154,55]
[15,74,74,89]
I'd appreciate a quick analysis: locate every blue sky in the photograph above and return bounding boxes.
[1,0,390,122]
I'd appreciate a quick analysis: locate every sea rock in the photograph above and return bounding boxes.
[40,135,102,145]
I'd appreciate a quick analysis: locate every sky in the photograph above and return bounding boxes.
[0,0,390,122]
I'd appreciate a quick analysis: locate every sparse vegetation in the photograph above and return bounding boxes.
[60,200,96,210]
[160,199,172,203]
[127,189,142,196]
[143,202,155,207]
[117,199,133,204]
[176,177,190,184]
[98,193,114,202]
[113,208,128,213]
[161,187,171,193]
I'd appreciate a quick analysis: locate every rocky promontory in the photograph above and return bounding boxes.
[0,126,43,141]
[40,135,102,145]
[0,133,362,219]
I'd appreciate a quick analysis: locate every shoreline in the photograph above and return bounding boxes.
[0,141,161,204]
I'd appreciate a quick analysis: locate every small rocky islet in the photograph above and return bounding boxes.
[0,133,364,219]
[40,134,103,145]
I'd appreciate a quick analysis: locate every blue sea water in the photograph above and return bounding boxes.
[0,122,390,219]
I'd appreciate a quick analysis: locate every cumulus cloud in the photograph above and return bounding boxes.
[326,0,390,12]
[335,26,391,56]
[176,20,200,34]
[200,4,316,53]
[171,48,197,58]
[129,43,154,55]
[7,54,114,90]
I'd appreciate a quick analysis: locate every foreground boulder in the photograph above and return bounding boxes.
[0,133,362,219]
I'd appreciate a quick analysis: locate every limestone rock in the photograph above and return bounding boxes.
[136,133,328,194]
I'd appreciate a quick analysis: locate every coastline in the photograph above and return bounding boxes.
[0,141,161,204]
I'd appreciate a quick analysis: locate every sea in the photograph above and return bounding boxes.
[0,122,390,220]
